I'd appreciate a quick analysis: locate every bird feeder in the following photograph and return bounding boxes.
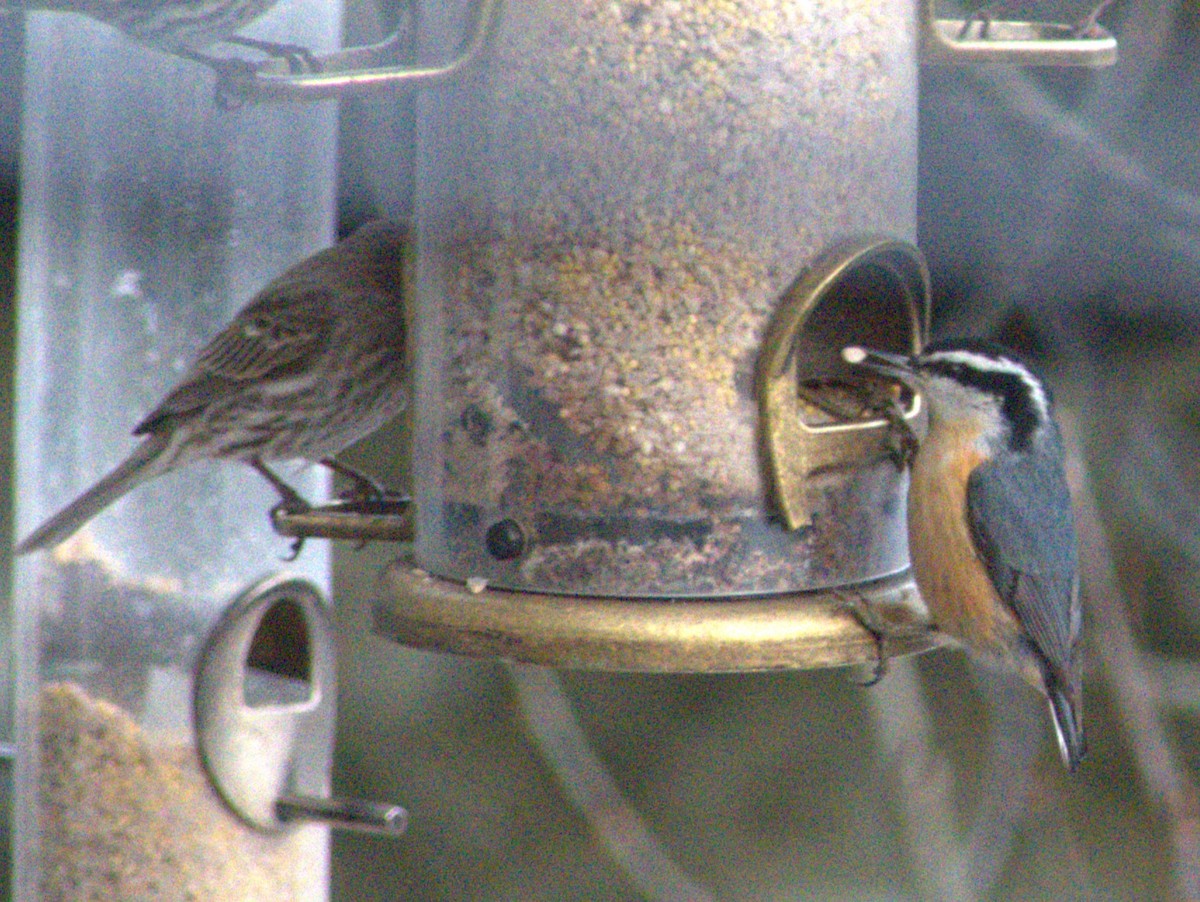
[7,6,398,898]
[340,0,1113,670]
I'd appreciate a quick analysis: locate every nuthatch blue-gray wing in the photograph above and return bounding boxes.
[842,340,1085,772]
[967,433,1084,769]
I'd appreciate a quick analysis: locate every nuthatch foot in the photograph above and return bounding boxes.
[843,340,1085,772]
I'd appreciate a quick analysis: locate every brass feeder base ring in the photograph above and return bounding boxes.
[373,563,945,673]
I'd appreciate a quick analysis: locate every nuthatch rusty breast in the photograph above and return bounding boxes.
[842,339,1084,772]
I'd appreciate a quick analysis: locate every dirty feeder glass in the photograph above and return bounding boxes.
[413,0,919,596]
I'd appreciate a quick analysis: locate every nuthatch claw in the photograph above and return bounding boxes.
[796,376,916,472]
[835,590,891,687]
[843,340,1085,772]
[872,392,919,471]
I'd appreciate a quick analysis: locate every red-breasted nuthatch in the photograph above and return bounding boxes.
[842,339,1085,772]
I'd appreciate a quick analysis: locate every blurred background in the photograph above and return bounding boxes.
[4,0,1200,899]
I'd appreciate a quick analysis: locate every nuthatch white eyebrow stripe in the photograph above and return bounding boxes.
[919,347,1052,432]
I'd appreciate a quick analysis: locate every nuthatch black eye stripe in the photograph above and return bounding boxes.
[921,359,1043,452]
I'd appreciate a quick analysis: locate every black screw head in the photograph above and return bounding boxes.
[485,519,525,560]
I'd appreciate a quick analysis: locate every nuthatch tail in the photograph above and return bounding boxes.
[842,340,1085,772]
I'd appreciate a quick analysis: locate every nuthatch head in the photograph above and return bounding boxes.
[842,339,1084,772]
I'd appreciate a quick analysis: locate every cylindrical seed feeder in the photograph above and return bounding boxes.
[356,0,1115,670]
[10,8,344,897]
[414,0,917,594]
